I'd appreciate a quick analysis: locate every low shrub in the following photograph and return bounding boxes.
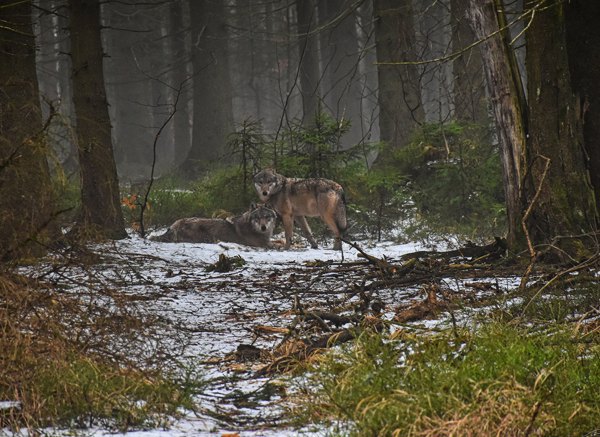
[121,177,207,228]
[127,118,506,243]
[0,273,203,432]
[389,122,506,242]
[294,320,600,436]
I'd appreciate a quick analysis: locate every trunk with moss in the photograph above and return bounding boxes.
[0,1,56,260]
[525,1,597,255]
[566,0,600,218]
[467,0,528,251]
[69,0,126,240]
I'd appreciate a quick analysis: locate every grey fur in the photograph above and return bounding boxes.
[151,204,277,248]
[253,169,347,250]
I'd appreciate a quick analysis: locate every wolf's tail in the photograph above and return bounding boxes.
[149,227,174,242]
[335,189,348,234]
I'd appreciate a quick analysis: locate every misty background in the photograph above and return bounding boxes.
[34,0,510,182]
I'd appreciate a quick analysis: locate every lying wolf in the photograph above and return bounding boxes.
[253,169,347,250]
[151,204,277,248]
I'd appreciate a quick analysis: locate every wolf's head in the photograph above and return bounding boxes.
[247,203,277,235]
[253,169,284,202]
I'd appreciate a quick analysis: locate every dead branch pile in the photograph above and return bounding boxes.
[210,238,519,375]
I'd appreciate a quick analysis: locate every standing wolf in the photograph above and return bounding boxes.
[253,169,347,250]
[151,204,277,247]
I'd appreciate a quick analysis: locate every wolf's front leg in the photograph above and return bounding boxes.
[282,214,295,249]
[295,216,318,249]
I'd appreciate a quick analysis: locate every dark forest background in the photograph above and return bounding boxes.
[1,0,600,260]
[3,2,600,434]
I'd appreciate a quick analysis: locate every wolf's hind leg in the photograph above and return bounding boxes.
[321,214,343,250]
[295,216,318,249]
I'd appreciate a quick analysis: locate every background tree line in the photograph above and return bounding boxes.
[1,0,599,261]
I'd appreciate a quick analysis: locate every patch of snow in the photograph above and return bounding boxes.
[17,235,424,436]
[18,233,524,436]
[0,401,20,410]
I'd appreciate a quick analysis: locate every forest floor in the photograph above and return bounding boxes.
[13,232,540,436]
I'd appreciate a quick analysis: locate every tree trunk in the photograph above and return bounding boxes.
[69,0,126,240]
[525,0,597,250]
[416,0,452,123]
[103,3,155,179]
[170,0,192,168]
[182,0,233,176]
[35,0,78,175]
[372,0,424,151]
[0,0,56,260]
[450,0,487,124]
[296,0,321,126]
[566,0,600,217]
[319,0,363,146]
[355,0,380,145]
[467,0,528,251]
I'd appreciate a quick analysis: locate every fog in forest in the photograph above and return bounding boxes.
[33,0,505,182]
[4,2,600,434]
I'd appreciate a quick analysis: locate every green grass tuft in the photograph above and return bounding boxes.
[0,274,204,433]
[294,321,600,436]
[27,354,200,431]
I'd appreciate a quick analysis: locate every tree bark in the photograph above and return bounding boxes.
[0,0,56,260]
[296,0,321,126]
[451,0,487,124]
[526,0,597,248]
[319,0,363,146]
[566,0,600,218]
[182,0,233,176]
[373,0,424,151]
[69,0,126,239]
[467,0,528,251]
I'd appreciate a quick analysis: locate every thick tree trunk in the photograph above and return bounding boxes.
[296,0,321,126]
[319,0,363,146]
[35,0,78,174]
[103,3,156,178]
[566,0,600,218]
[467,0,528,251]
[450,0,487,124]
[373,0,423,151]
[169,0,192,167]
[183,0,233,176]
[69,0,126,239]
[526,1,597,249]
[0,1,56,260]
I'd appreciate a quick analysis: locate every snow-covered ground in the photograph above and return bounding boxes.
[10,235,427,437]
[11,233,523,436]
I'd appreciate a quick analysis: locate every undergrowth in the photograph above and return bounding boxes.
[0,272,203,433]
[293,319,600,436]
[122,117,505,244]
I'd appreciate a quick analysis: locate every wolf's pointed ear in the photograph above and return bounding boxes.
[249,202,257,211]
